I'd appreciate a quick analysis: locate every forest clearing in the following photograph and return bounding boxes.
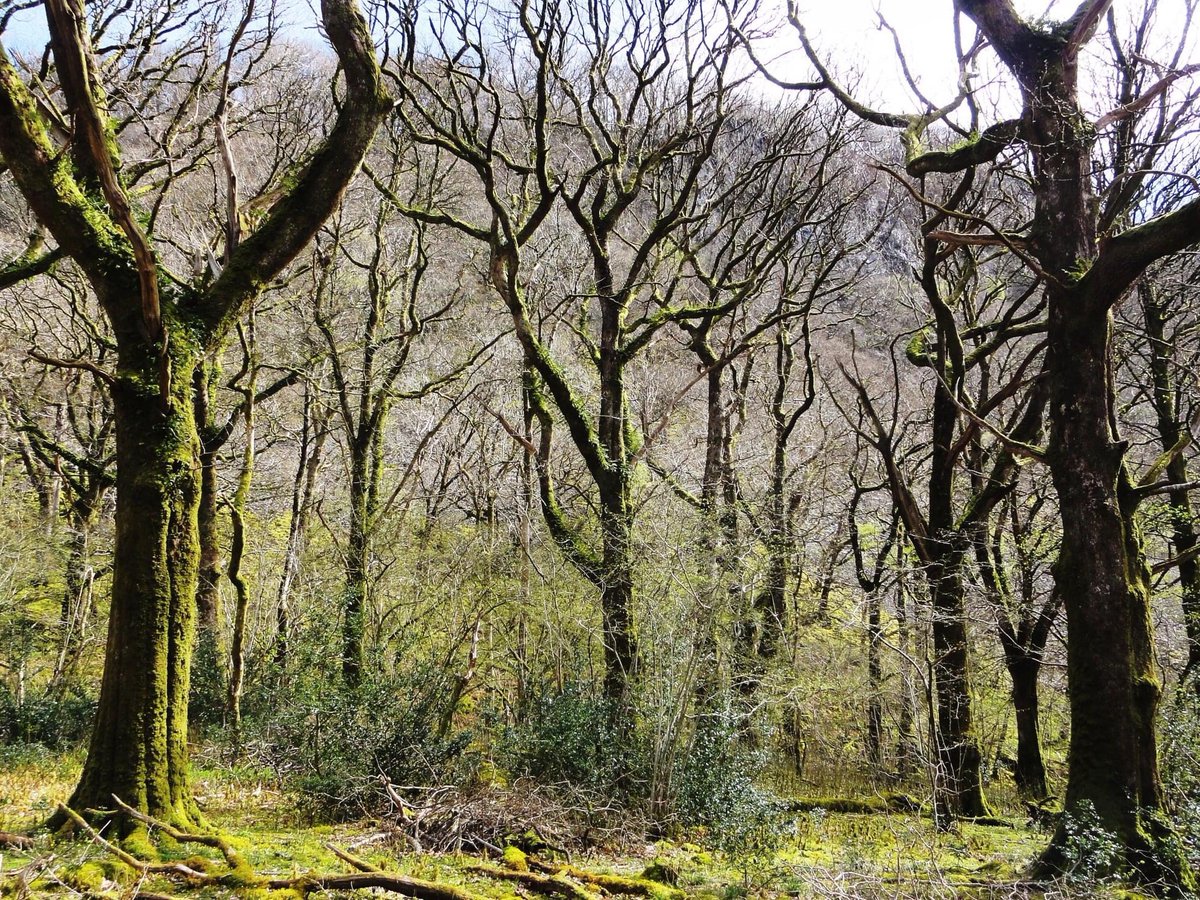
[0,747,1114,898]
[2,0,1200,895]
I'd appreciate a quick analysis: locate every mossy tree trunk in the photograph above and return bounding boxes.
[66,334,204,830]
[929,2,1200,886]
[1042,297,1182,878]
[925,537,988,821]
[0,0,390,834]
[342,435,372,687]
[1006,654,1048,800]
[192,358,229,717]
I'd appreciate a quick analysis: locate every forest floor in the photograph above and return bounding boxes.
[0,747,1140,899]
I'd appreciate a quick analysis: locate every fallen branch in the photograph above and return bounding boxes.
[528,860,683,900]
[784,793,925,814]
[465,864,599,900]
[0,831,34,850]
[265,871,487,899]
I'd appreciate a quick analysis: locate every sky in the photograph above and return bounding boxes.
[1,0,1194,114]
[762,0,1194,111]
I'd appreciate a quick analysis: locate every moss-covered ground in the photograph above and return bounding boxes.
[0,749,1143,898]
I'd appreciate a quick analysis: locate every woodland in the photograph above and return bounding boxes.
[1,0,1200,896]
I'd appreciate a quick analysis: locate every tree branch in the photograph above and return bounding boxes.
[199,0,393,342]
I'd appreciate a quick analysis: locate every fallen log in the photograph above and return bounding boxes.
[0,831,33,850]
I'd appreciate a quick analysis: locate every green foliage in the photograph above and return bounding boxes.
[1161,687,1200,868]
[673,713,763,829]
[0,684,94,750]
[673,713,791,885]
[1059,800,1122,884]
[188,632,227,735]
[503,683,645,792]
[252,669,476,821]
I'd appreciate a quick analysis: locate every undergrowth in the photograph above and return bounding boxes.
[0,749,1145,899]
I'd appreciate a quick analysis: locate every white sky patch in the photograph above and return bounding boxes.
[751,0,1196,118]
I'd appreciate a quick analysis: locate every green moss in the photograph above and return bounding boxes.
[905,329,934,368]
[502,845,529,871]
[641,861,680,886]
[121,825,157,862]
[64,861,107,892]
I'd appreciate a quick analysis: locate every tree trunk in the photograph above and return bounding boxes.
[275,385,327,670]
[927,543,989,821]
[1006,654,1048,800]
[194,362,223,636]
[342,440,370,688]
[1140,281,1200,687]
[193,361,227,713]
[866,588,884,770]
[1044,302,1185,881]
[893,566,918,780]
[923,378,988,820]
[598,482,638,720]
[226,321,256,755]
[59,341,202,833]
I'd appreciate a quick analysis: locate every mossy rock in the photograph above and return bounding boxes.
[502,845,529,872]
[640,861,680,886]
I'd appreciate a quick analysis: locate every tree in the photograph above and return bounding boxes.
[838,211,1048,820]
[313,162,488,687]
[1130,267,1200,689]
[934,2,1199,884]
[0,0,390,831]
[975,473,1061,801]
[784,0,1200,880]
[392,0,823,728]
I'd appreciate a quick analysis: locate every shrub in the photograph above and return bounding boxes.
[251,668,476,821]
[503,683,646,794]
[0,685,95,750]
[1162,686,1200,868]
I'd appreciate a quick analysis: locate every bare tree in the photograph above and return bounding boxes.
[0,0,390,830]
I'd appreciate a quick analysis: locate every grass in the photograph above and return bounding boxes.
[0,747,1144,899]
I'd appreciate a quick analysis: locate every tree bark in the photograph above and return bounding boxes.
[342,438,371,688]
[60,341,203,832]
[1140,280,1200,687]
[1007,654,1047,800]
[597,473,638,718]
[866,588,884,770]
[1044,302,1181,878]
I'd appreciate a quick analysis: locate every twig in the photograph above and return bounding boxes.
[28,351,117,386]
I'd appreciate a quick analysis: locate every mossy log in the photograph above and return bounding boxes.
[528,860,684,900]
[466,864,598,900]
[784,792,924,814]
